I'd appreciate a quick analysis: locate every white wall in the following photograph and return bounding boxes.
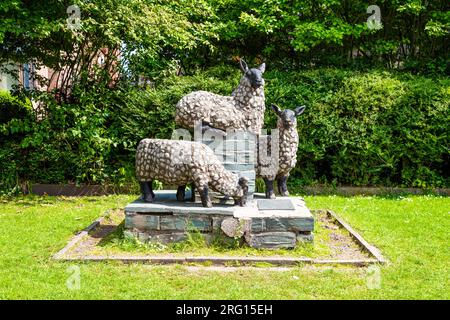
[0,64,19,91]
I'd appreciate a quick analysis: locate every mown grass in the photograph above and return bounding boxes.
[0,194,448,299]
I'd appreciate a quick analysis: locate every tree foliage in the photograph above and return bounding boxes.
[1,0,448,83]
[200,0,449,73]
[0,0,215,99]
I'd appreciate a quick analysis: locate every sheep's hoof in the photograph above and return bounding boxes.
[176,190,185,202]
[202,201,213,208]
[142,195,154,203]
[280,191,289,197]
[266,192,276,199]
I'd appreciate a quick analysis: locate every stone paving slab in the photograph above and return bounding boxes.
[257,199,295,210]
[245,216,314,232]
[233,197,311,219]
[125,191,237,216]
[125,192,312,219]
[245,231,297,249]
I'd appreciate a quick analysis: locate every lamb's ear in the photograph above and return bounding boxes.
[239,59,249,73]
[258,63,266,73]
[294,105,306,116]
[271,104,282,116]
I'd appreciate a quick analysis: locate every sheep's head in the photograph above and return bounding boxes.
[240,59,265,89]
[233,176,249,206]
[271,104,306,129]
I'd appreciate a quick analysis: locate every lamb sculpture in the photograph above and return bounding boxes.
[175,60,266,135]
[136,139,249,208]
[257,104,305,199]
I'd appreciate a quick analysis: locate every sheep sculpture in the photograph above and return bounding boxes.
[175,60,266,135]
[257,104,306,199]
[136,138,249,208]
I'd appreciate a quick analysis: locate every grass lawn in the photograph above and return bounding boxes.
[0,194,448,299]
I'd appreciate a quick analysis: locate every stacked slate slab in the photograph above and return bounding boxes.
[123,191,235,243]
[124,211,224,243]
[123,191,314,249]
[202,130,256,200]
[238,198,314,249]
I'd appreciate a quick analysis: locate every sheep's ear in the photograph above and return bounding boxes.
[258,63,266,73]
[294,105,306,116]
[238,176,248,187]
[271,104,282,116]
[239,59,249,73]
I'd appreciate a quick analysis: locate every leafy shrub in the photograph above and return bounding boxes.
[0,66,448,193]
[0,141,20,195]
[268,70,450,188]
[0,90,32,124]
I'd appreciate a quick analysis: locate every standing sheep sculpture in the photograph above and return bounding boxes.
[136,139,249,208]
[175,60,266,135]
[257,104,306,199]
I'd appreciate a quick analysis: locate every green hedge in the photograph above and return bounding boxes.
[0,90,32,124]
[0,67,448,193]
[271,70,450,188]
[0,91,33,193]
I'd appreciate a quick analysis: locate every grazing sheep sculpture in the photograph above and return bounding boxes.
[175,60,266,135]
[257,104,306,199]
[136,139,248,208]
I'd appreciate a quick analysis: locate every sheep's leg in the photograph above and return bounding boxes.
[190,184,196,202]
[277,177,283,195]
[198,184,213,208]
[277,176,289,197]
[263,178,276,199]
[176,185,186,202]
[202,121,226,137]
[140,181,154,203]
[150,182,155,198]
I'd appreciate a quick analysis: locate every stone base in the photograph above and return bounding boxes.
[124,191,314,249]
[202,130,256,200]
[238,197,314,249]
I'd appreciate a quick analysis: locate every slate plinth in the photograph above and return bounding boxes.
[123,191,314,248]
[238,196,314,249]
[202,130,257,200]
[257,199,296,210]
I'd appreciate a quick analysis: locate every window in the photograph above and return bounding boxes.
[23,63,33,90]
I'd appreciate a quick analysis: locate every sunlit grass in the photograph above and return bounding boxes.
[0,193,448,299]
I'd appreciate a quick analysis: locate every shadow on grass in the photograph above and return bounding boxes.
[291,189,448,199]
[0,195,79,206]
